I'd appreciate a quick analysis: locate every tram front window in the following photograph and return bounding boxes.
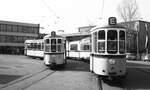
[107,30,117,40]
[51,39,56,52]
[107,30,118,54]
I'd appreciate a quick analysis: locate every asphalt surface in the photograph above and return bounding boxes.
[1,55,150,90]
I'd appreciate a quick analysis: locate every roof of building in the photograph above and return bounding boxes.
[0,20,39,27]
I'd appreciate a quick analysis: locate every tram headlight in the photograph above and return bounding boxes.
[108,59,116,64]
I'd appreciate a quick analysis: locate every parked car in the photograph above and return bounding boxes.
[126,53,137,60]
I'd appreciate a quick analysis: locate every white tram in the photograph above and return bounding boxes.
[43,31,66,68]
[66,37,91,60]
[90,17,126,79]
[24,39,44,59]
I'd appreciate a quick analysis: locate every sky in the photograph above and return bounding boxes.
[0,0,149,34]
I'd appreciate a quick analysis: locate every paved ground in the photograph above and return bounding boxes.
[1,55,150,90]
[0,55,47,89]
[0,55,100,90]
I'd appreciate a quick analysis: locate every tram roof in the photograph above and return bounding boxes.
[62,32,90,37]
[91,24,125,32]
[25,39,43,43]
[44,34,64,38]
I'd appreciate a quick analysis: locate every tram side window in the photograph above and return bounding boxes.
[94,32,97,53]
[81,44,90,51]
[70,44,78,51]
[98,42,105,53]
[98,30,105,53]
[34,43,37,50]
[84,45,90,51]
[41,43,44,50]
[107,30,118,54]
[119,31,125,53]
[98,30,105,40]
[37,43,41,50]
[51,39,56,52]
[31,43,34,49]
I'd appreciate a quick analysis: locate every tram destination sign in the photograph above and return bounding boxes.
[108,17,117,25]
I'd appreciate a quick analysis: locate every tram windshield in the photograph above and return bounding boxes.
[119,31,125,53]
[51,39,56,52]
[107,30,118,54]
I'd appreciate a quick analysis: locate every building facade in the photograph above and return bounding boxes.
[120,20,150,55]
[0,20,40,54]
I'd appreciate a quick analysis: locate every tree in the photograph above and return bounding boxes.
[117,0,140,22]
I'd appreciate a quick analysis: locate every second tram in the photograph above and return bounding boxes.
[43,31,66,68]
[24,39,44,59]
[90,17,126,79]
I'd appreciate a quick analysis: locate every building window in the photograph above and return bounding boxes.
[0,24,6,32]
[12,25,18,32]
[0,35,6,42]
[18,26,23,32]
[7,24,12,32]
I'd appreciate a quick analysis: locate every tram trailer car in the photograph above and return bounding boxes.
[66,37,91,60]
[24,39,44,59]
[43,31,66,68]
[90,17,127,80]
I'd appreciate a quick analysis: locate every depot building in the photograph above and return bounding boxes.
[0,20,40,55]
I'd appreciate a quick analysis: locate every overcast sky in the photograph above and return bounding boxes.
[0,0,149,34]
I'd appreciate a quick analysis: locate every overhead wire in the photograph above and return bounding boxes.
[41,0,60,19]
[100,0,104,19]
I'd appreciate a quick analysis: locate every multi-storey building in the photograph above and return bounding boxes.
[0,20,40,54]
[120,20,150,54]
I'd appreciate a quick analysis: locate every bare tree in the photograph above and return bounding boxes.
[117,0,140,22]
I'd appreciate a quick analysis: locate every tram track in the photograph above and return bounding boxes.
[0,67,57,90]
[22,70,56,90]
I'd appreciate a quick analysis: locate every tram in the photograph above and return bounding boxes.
[90,17,126,79]
[24,39,44,59]
[43,31,66,68]
[66,37,91,60]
